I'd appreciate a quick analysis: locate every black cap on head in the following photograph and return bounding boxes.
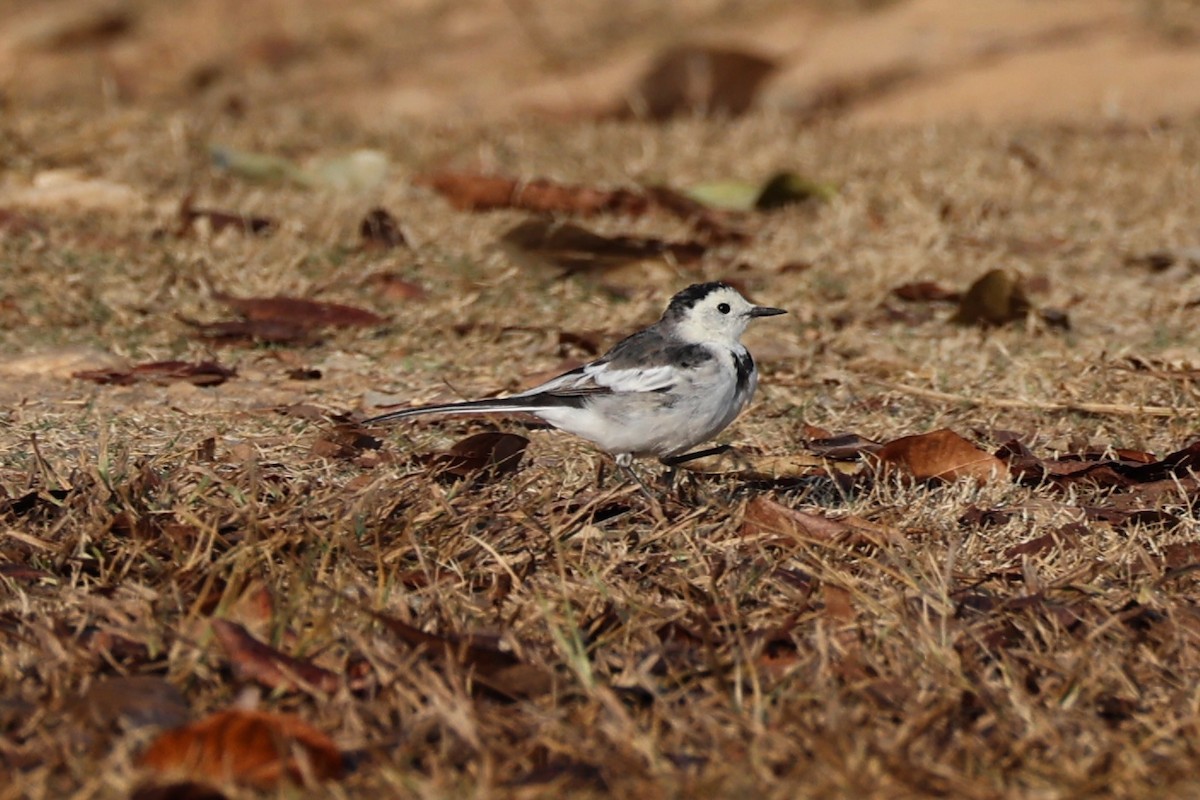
[665,282,731,317]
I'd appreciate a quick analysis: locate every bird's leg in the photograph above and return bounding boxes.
[615,453,654,498]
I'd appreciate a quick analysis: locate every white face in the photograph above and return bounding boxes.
[670,285,781,344]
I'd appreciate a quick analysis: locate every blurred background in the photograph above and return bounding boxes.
[4,0,1200,129]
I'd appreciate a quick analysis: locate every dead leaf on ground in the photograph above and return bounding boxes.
[368,609,554,700]
[213,292,387,329]
[310,425,384,465]
[139,709,343,788]
[416,172,648,215]
[951,269,1032,326]
[73,360,237,387]
[754,171,838,210]
[364,271,426,301]
[622,45,777,119]
[178,316,313,346]
[499,218,705,277]
[425,432,528,482]
[875,429,1010,485]
[1124,248,1200,273]
[892,280,961,302]
[805,432,882,460]
[210,619,342,695]
[359,207,407,249]
[69,676,190,734]
[642,185,749,243]
[1003,523,1084,560]
[178,195,275,237]
[741,496,899,546]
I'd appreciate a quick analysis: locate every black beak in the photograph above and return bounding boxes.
[749,306,787,318]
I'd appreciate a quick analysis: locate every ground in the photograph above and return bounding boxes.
[3,1,1200,798]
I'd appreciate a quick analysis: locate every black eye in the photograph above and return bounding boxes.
[717,303,731,314]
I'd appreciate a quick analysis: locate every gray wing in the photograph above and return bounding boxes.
[525,326,715,397]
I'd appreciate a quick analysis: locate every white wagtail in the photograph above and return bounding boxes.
[364,282,786,477]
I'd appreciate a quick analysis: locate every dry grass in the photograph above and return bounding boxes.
[4,59,1200,800]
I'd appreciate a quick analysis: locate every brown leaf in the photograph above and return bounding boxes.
[741,496,898,546]
[210,619,341,695]
[429,432,528,481]
[73,360,236,387]
[499,218,705,276]
[359,207,407,249]
[623,45,777,119]
[69,676,190,733]
[179,316,313,345]
[875,429,1010,484]
[178,195,275,237]
[892,280,961,302]
[139,709,343,788]
[805,432,882,460]
[368,610,554,700]
[365,271,426,301]
[415,172,648,215]
[950,269,1031,326]
[642,185,749,244]
[1004,523,1083,560]
[310,425,383,462]
[213,292,387,329]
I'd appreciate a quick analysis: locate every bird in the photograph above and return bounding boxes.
[363,282,786,478]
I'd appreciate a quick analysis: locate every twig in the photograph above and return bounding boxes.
[868,380,1200,418]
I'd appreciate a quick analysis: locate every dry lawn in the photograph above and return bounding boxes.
[3,2,1200,798]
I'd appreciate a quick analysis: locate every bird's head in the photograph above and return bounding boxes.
[661,282,786,344]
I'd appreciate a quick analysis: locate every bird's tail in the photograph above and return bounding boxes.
[362,395,561,426]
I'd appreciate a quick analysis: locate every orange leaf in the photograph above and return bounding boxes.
[210,619,340,695]
[139,709,343,788]
[875,429,1009,484]
[741,496,899,546]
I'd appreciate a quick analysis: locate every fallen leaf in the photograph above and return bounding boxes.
[1124,248,1200,273]
[73,360,237,387]
[1004,523,1083,560]
[213,292,387,329]
[18,6,135,50]
[359,207,407,249]
[178,195,275,237]
[623,45,777,119]
[139,709,343,788]
[892,281,961,302]
[310,425,383,462]
[875,429,1010,484]
[427,432,528,482]
[69,676,190,733]
[754,171,838,210]
[741,496,897,546]
[178,316,313,345]
[951,269,1031,326]
[210,619,341,695]
[368,610,554,700]
[642,185,748,243]
[416,172,648,215]
[364,271,426,301]
[499,218,704,276]
[805,432,882,460]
